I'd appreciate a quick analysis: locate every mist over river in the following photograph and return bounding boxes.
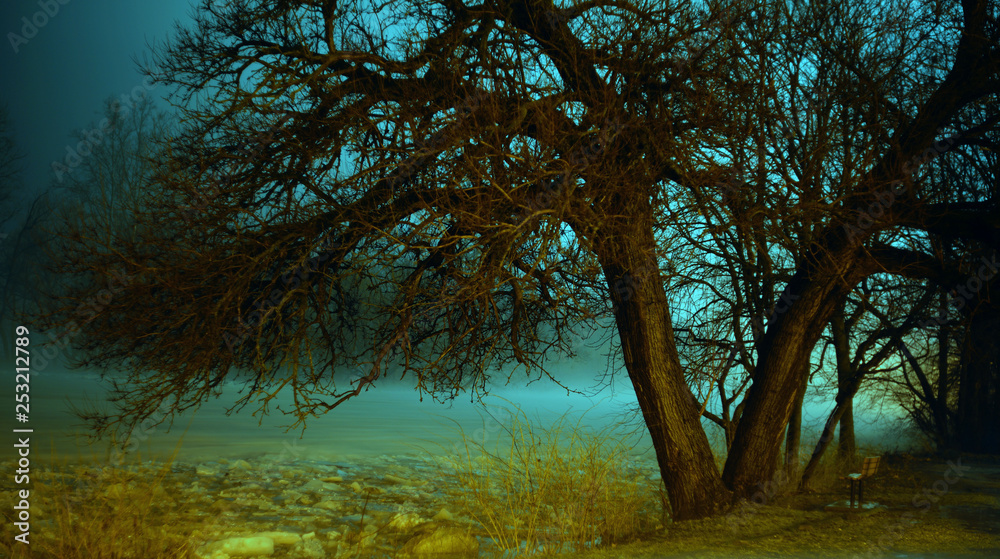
[21,368,922,466]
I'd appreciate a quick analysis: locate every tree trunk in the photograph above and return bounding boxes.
[935,308,951,449]
[784,359,808,481]
[831,307,856,461]
[837,398,855,460]
[722,270,852,498]
[598,232,731,520]
[799,371,864,490]
[957,293,1000,453]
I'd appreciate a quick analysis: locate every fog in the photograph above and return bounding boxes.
[25,363,921,467]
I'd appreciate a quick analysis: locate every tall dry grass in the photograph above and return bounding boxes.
[0,446,196,559]
[437,402,661,557]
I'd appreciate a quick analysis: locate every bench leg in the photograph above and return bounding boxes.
[858,480,864,507]
[850,480,857,508]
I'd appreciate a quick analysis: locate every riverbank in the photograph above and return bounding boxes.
[1,450,998,558]
[577,453,1000,559]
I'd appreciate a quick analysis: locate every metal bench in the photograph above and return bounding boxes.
[845,456,880,508]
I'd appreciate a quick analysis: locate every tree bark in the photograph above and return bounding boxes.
[957,291,1000,453]
[722,268,854,498]
[831,308,856,461]
[597,230,732,520]
[784,359,808,481]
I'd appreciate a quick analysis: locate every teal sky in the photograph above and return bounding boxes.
[0,0,194,201]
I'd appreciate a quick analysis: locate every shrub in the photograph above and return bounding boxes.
[442,402,659,556]
[0,449,195,559]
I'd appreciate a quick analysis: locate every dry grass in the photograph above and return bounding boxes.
[0,447,196,559]
[437,402,661,557]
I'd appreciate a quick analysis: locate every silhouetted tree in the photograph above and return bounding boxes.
[42,0,1000,521]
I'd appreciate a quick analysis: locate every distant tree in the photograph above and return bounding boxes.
[25,94,173,373]
[798,273,934,489]
[42,0,1000,521]
[0,106,24,227]
[0,106,47,361]
[55,95,173,247]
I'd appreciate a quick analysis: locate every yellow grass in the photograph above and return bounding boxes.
[0,444,196,559]
[436,401,661,557]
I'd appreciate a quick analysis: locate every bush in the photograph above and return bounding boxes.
[442,402,659,556]
[0,449,195,559]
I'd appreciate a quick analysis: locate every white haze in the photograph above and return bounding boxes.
[25,364,921,467]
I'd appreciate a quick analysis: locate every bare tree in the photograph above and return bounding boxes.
[55,95,173,248]
[0,106,48,361]
[0,106,24,227]
[42,0,1000,521]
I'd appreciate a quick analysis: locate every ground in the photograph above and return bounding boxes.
[2,450,998,558]
[574,453,1000,559]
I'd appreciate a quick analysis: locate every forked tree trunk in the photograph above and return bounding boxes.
[722,269,855,498]
[598,234,731,520]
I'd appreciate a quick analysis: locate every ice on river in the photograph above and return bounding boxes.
[24,369,919,466]
[25,370,654,465]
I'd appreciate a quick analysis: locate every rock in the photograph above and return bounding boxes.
[230,459,253,471]
[252,531,302,545]
[384,474,421,486]
[196,464,219,476]
[210,498,235,512]
[291,537,326,558]
[432,508,454,521]
[401,523,478,558]
[280,489,303,501]
[301,479,326,493]
[201,536,275,557]
[387,512,424,531]
[313,499,340,512]
[321,476,343,483]
[350,481,363,493]
[298,494,318,506]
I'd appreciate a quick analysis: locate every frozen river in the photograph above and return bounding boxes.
[22,370,655,465]
[17,369,919,466]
